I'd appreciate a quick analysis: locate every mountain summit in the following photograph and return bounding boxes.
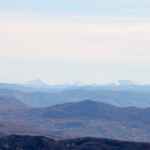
[25,79,49,88]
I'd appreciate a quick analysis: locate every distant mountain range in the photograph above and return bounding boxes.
[1,81,150,142]
[0,135,150,150]
[0,100,150,142]
[1,81,150,107]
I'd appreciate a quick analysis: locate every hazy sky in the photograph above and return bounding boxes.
[0,0,150,84]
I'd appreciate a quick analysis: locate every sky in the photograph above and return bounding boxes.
[0,0,150,84]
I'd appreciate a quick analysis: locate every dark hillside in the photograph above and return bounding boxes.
[0,135,150,150]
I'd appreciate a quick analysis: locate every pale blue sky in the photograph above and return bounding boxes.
[0,0,150,16]
[0,0,150,84]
